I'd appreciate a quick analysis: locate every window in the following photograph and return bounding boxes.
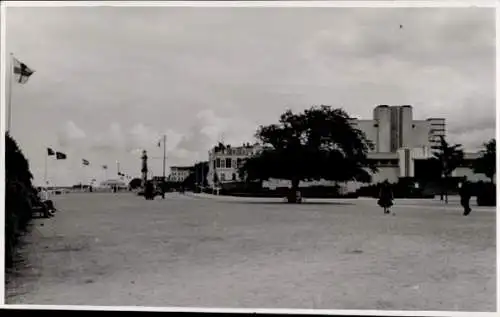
[237,158,242,167]
[220,173,226,181]
[221,159,226,168]
[226,158,232,168]
[232,173,237,181]
[213,160,216,168]
[216,158,221,168]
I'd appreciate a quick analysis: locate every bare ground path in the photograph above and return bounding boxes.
[5,193,496,311]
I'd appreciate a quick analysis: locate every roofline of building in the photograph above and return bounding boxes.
[170,166,193,170]
[426,117,446,121]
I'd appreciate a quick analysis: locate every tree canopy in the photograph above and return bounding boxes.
[238,106,377,197]
[431,135,464,203]
[431,136,464,178]
[129,178,143,189]
[473,138,496,182]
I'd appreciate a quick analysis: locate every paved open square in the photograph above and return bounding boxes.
[6,193,496,311]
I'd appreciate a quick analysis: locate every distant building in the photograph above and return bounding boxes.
[207,143,262,187]
[349,105,445,152]
[345,105,488,189]
[168,166,192,183]
[100,179,128,189]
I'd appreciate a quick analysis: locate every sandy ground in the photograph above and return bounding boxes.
[5,192,496,311]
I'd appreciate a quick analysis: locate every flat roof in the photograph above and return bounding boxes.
[170,166,193,170]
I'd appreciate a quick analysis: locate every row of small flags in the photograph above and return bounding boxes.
[47,148,132,180]
[47,147,66,160]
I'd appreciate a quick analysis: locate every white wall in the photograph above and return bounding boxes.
[411,120,431,148]
[355,120,378,152]
[370,166,399,183]
[452,167,492,183]
[401,106,413,148]
[374,106,391,152]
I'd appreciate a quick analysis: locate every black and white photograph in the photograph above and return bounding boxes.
[3,1,497,314]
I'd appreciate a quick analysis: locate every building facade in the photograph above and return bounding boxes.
[349,105,445,153]
[348,105,487,188]
[168,166,192,183]
[206,105,487,189]
[207,143,262,187]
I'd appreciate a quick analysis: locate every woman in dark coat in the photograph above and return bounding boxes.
[459,180,472,216]
[378,180,394,214]
[144,181,154,200]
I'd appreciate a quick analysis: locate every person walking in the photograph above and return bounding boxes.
[378,180,394,215]
[459,180,472,216]
[144,181,154,200]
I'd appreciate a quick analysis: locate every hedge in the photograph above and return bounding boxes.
[5,133,36,269]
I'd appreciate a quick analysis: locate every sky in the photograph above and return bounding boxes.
[5,5,496,186]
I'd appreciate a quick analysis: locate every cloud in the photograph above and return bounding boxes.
[57,120,86,148]
[450,127,495,152]
[7,7,494,186]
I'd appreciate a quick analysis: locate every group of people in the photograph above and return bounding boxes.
[377,179,474,216]
[33,187,57,218]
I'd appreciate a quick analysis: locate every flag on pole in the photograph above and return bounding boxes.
[13,57,35,84]
[102,165,108,170]
[47,148,55,156]
[82,159,90,166]
[157,140,161,147]
[55,152,67,160]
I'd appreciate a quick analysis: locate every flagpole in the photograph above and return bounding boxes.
[44,150,48,188]
[81,167,83,192]
[162,134,166,182]
[7,53,13,133]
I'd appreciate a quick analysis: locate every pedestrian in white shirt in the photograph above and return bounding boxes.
[39,187,49,201]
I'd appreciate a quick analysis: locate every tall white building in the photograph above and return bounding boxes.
[349,105,445,153]
[348,105,486,186]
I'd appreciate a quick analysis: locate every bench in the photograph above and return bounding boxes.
[32,205,49,218]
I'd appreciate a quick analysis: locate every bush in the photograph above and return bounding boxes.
[216,183,359,199]
[5,133,36,269]
[356,181,435,199]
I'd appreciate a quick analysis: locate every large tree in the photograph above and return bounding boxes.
[129,178,143,190]
[431,136,464,204]
[473,138,496,183]
[239,106,377,203]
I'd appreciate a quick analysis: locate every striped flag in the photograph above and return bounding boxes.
[13,57,35,84]
[82,159,90,166]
